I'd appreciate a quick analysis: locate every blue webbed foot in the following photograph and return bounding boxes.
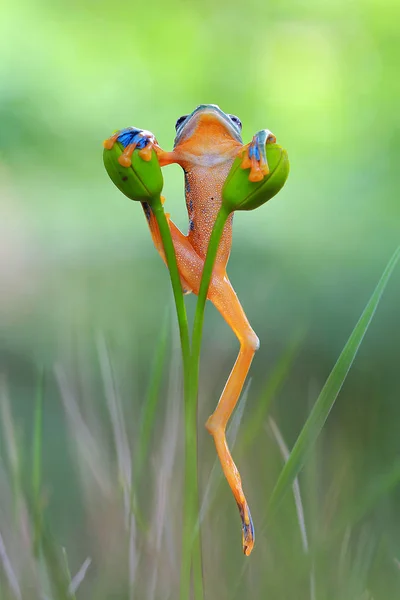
[237,499,255,556]
[241,129,276,182]
[103,127,158,167]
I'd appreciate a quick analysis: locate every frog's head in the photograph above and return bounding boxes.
[173,104,243,154]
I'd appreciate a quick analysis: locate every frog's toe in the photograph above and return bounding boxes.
[103,127,157,167]
[237,500,255,556]
[240,129,276,182]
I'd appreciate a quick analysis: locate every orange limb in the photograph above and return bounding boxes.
[144,208,258,554]
[205,276,259,556]
[153,146,179,167]
[103,128,167,166]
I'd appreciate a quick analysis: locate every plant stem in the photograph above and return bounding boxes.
[152,197,230,600]
[151,199,191,370]
[189,206,231,599]
[181,371,201,600]
[151,198,199,599]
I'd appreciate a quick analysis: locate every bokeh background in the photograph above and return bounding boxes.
[1,0,399,598]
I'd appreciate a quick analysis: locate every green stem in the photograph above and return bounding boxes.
[151,198,201,599]
[151,199,191,369]
[189,206,231,600]
[181,374,201,600]
[152,197,230,600]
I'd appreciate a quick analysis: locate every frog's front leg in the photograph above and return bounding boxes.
[103,127,178,168]
[240,129,276,182]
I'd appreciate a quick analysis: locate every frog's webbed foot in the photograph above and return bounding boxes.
[240,129,276,182]
[103,127,159,166]
[237,500,255,556]
[103,127,177,168]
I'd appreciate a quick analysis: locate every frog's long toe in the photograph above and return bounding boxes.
[241,129,276,182]
[237,500,255,556]
[103,127,156,167]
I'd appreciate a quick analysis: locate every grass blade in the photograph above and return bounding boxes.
[32,370,44,556]
[269,246,400,515]
[0,530,22,600]
[268,417,316,600]
[97,332,132,525]
[133,310,169,489]
[268,417,309,553]
[0,377,23,526]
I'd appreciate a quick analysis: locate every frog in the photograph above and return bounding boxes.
[104,104,277,555]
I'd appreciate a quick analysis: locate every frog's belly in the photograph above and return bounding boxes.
[185,162,234,264]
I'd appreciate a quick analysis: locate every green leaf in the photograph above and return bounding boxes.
[269,246,400,515]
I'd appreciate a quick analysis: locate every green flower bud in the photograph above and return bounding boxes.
[222,143,289,212]
[103,140,163,203]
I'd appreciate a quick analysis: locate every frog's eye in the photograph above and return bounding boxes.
[228,114,242,130]
[175,115,188,130]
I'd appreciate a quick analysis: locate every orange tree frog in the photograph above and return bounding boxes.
[104,104,279,556]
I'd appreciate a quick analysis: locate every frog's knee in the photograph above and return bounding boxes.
[247,332,260,352]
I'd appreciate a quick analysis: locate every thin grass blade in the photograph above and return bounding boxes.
[68,555,92,596]
[133,310,169,489]
[0,530,22,600]
[0,377,23,525]
[268,417,316,600]
[97,332,132,525]
[268,417,309,553]
[32,370,44,556]
[269,246,400,515]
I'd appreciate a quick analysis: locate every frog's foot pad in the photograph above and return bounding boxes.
[241,129,276,182]
[237,500,255,556]
[103,127,157,167]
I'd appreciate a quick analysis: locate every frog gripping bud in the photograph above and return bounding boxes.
[103,128,163,203]
[222,143,289,213]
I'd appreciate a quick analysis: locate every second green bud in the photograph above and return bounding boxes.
[222,143,289,213]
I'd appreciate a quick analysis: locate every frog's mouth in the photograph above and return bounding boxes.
[174,104,243,147]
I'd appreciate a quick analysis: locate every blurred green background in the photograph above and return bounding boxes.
[1,0,399,598]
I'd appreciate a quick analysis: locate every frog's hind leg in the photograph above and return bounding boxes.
[141,211,258,553]
[144,223,259,553]
[205,275,259,556]
[141,201,193,294]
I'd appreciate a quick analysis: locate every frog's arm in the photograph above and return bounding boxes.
[103,127,179,167]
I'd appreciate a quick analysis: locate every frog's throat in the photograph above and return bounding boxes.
[174,104,242,147]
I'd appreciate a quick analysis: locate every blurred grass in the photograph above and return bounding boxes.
[1,0,400,597]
